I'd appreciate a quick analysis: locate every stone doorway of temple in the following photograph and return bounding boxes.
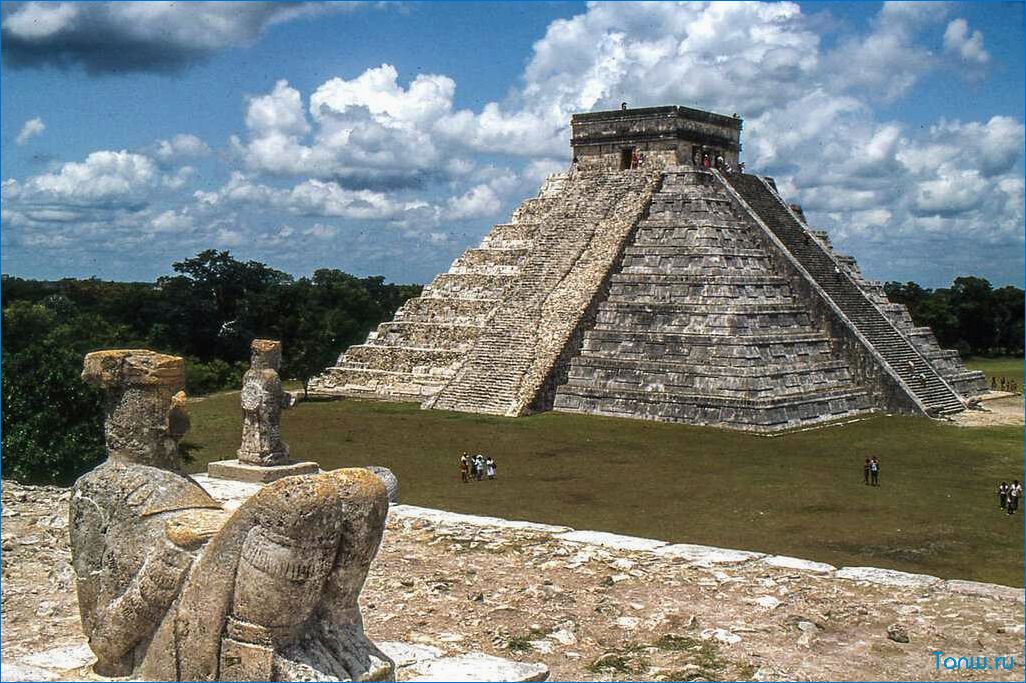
[620,147,636,170]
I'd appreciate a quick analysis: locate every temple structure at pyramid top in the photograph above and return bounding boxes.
[570,105,742,170]
[310,105,986,432]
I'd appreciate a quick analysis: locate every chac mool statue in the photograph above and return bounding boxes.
[69,349,394,681]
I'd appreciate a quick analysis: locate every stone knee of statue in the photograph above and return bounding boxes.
[274,469,392,681]
[172,469,393,682]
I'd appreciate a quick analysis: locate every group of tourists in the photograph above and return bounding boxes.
[997,480,1022,515]
[990,376,1019,393]
[460,452,497,482]
[691,147,745,174]
[862,456,881,486]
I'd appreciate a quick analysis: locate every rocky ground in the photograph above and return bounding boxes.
[2,479,1023,682]
[952,393,1024,428]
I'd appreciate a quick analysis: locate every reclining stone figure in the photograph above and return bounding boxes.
[69,349,393,681]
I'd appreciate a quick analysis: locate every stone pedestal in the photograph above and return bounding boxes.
[206,458,319,484]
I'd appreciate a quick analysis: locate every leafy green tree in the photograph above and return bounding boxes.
[993,286,1025,355]
[949,276,996,354]
[154,250,292,363]
[1,303,107,484]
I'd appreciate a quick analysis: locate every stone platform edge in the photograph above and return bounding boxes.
[189,474,1025,601]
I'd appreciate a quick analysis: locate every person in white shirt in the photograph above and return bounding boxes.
[1007,480,1022,515]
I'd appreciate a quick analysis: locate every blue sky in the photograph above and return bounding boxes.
[2,1,1024,288]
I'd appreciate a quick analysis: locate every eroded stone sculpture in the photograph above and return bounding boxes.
[69,349,393,681]
[208,339,318,482]
[238,339,290,465]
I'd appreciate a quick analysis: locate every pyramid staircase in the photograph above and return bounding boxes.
[809,231,987,397]
[426,169,661,416]
[722,173,969,415]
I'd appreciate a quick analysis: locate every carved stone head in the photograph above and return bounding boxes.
[81,349,188,471]
[250,339,282,371]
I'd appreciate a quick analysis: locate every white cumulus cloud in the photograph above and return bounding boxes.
[944,18,990,66]
[15,116,45,145]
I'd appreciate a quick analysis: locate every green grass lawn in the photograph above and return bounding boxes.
[185,378,1024,587]
[966,356,1025,389]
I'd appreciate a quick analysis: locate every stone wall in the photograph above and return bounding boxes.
[571,106,742,171]
[553,168,872,432]
[3,480,1023,683]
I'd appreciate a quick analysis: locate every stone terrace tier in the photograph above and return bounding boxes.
[722,173,979,415]
[307,178,564,401]
[554,168,872,432]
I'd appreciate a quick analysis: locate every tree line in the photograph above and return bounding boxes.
[883,277,1023,357]
[1,250,421,484]
[1,253,1021,485]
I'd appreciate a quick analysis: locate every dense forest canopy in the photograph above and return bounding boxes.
[883,277,1023,358]
[2,250,422,484]
[1,251,1021,485]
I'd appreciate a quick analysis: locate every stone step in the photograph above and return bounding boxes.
[554,383,872,432]
[394,298,499,325]
[449,247,530,275]
[340,345,464,374]
[565,357,858,398]
[609,272,788,284]
[308,367,449,400]
[608,281,794,305]
[373,321,484,351]
[593,304,816,335]
[481,222,540,248]
[624,245,767,258]
[422,273,516,301]
[620,252,776,275]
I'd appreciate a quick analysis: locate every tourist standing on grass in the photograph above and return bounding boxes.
[1008,480,1022,515]
[474,454,485,481]
[460,453,470,483]
[998,481,1009,510]
[869,457,880,486]
[486,457,496,480]
[863,458,871,485]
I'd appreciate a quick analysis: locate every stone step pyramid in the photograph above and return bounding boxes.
[310,105,986,432]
